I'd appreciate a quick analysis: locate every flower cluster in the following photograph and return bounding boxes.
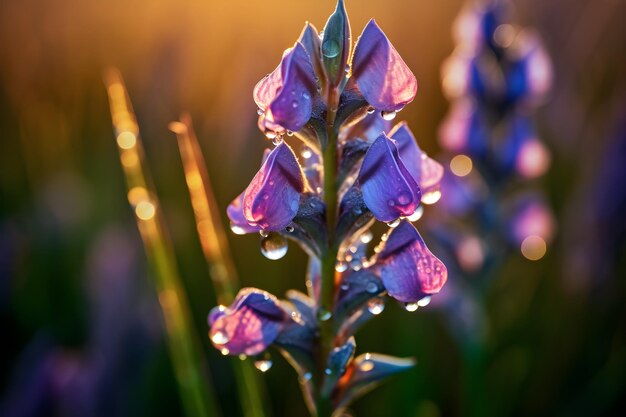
[436,0,555,272]
[426,0,555,350]
[209,1,447,414]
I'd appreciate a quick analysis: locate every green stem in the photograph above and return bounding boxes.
[316,88,341,417]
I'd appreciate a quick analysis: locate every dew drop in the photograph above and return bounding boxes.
[360,231,373,244]
[386,218,401,228]
[381,110,397,121]
[340,282,350,291]
[230,224,247,235]
[301,148,313,159]
[366,106,376,114]
[272,135,284,146]
[254,359,273,372]
[367,298,385,315]
[286,130,294,136]
[303,372,313,381]
[422,190,442,205]
[265,129,277,140]
[407,206,424,222]
[302,92,311,100]
[397,192,411,205]
[292,101,299,108]
[324,368,333,375]
[365,281,379,294]
[335,262,348,272]
[220,347,230,356]
[285,225,295,233]
[211,330,230,345]
[260,233,288,260]
[417,296,432,307]
[317,309,332,321]
[259,230,269,238]
[257,108,264,116]
[404,302,419,312]
[322,40,340,58]
[360,360,375,372]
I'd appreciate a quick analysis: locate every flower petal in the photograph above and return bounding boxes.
[227,192,262,235]
[243,143,304,231]
[390,122,444,197]
[357,134,421,222]
[209,288,290,356]
[351,19,417,111]
[298,22,325,82]
[256,43,318,133]
[376,220,447,303]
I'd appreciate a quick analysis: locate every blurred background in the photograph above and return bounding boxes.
[1,0,625,416]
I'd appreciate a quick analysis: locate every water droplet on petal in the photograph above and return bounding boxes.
[265,129,277,139]
[381,110,397,121]
[417,296,432,307]
[317,309,332,321]
[257,108,264,116]
[286,130,294,136]
[397,192,411,205]
[302,92,311,100]
[366,106,376,114]
[259,230,269,238]
[301,148,312,159]
[404,302,419,312]
[230,224,247,235]
[285,225,295,233]
[360,231,373,244]
[211,330,230,345]
[366,281,379,294]
[340,282,350,291]
[422,190,442,205]
[292,101,299,108]
[407,206,424,222]
[360,360,375,372]
[386,218,401,228]
[367,298,385,315]
[254,359,273,372]
[335,261,348,272]
[220,347,230,355]
[322,40,340,58]
[272,135,284,146]
[260,233,288,260]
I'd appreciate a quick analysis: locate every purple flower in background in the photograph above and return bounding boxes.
[209,288,293,356]
[376,220,447,303]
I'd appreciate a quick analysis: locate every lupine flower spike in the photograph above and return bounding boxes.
[430,1,554,415]
[215,2,447,415]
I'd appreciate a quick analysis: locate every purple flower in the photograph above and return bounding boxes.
[209,288,292,356]
[389,122,444,200]
[227,191,262,235]
[357,133,421,222]
[241,142,305,231]
[375,220,447,303]
[254,42,318,135]
[351,19,417,112]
